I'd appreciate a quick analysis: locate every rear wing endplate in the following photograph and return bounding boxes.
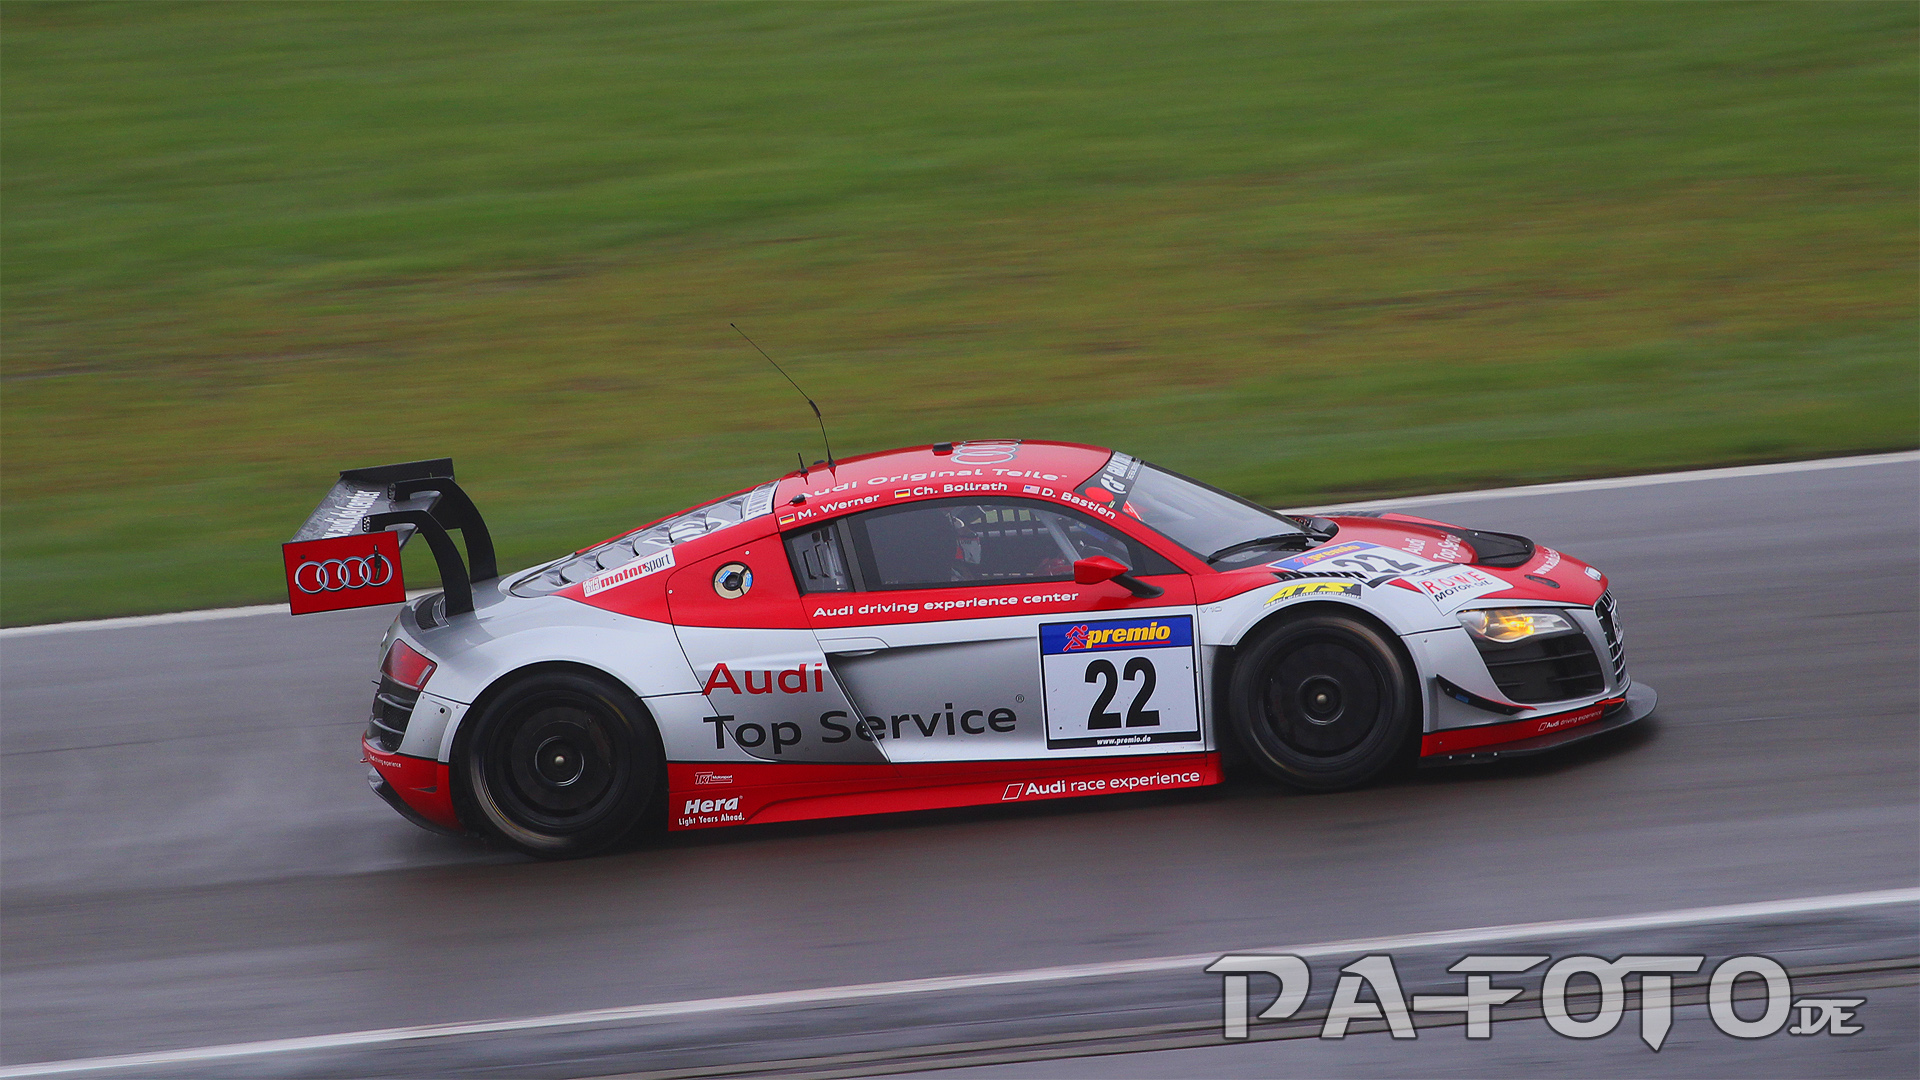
[283,458,495,617]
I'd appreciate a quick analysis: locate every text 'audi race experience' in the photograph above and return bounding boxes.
[282,440,1652,857]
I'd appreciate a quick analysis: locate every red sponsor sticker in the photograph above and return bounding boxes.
[283,531,406,615]
[1420,700,1619,756]
[998,768,1207,800]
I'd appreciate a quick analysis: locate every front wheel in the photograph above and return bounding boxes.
[456,670,660,858]
[1226,613,1416,791]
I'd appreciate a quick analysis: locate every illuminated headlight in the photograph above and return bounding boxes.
[1458,608,1576,643]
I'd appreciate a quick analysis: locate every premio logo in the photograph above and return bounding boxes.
[1042,615,1194,660]
[1061,620,1175,651]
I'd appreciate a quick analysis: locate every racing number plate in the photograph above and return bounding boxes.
[1039,615,1201,750]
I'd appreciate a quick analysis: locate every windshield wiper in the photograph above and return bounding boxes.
[1205,533,1315,564]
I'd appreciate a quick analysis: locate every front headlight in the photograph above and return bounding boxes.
[1458,608,1576,643]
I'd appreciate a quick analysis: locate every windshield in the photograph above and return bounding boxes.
[1113,462,1305,566]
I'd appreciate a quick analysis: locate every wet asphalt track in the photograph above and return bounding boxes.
[2,455,1916,1077]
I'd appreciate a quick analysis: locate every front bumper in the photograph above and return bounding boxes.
[1420,681,1657,765]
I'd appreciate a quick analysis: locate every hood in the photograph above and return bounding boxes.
[1315,512,1606,607]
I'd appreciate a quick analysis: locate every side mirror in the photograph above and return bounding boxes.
[1072,556,1165,599]
[1073,556,1129,585]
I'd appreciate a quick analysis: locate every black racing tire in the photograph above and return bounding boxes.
[1226,612,1417,792]
[455,669,660,859]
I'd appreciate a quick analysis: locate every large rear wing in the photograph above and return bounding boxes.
[282,458,496,617]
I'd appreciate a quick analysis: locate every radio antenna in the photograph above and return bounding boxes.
[732,323,834,471]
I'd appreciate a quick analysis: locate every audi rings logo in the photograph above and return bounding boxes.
[284,533,404,616]
[294,553,395,594]
[950,439,1021,465]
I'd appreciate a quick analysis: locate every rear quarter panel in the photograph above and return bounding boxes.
[397,589,702,762]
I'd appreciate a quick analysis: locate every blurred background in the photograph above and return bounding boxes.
[5,7,1917,1079]
[3,2,1913,625]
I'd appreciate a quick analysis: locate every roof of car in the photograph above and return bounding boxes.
[772,440,1115,506]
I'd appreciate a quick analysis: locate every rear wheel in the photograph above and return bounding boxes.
[1227,613,1416,791]
[457,670,659,858]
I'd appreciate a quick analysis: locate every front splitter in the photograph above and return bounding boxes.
[1420,681,1657,765]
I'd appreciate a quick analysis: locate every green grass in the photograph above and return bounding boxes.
[3,2,1914,625]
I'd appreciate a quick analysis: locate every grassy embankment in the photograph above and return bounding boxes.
[4,3,1914,624]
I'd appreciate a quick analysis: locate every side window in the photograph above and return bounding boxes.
[784,524,853,594]
[846,499,1179,591]
[1053,511,1176,573]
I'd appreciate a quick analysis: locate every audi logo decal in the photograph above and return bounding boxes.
[950,440,1021,465]
[293,552,395,594]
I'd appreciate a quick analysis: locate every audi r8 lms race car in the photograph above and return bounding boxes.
[283,440,1653,857]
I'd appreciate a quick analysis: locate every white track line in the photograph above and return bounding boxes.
[3,886,1914,1077]
[1297,448,1917,514]
[4,450,1913,639]
[0,603,290,638]
[0,592,435,639]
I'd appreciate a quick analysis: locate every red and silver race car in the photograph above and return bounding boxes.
[284,441,1653,857]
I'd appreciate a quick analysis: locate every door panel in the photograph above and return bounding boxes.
[669,539,888,765]
[825,636,1042,762]
[794,496,1201,767]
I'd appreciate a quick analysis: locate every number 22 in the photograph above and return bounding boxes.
[1085,657,1161,729]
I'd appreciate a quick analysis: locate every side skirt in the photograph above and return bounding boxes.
[665,753,1221,830]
